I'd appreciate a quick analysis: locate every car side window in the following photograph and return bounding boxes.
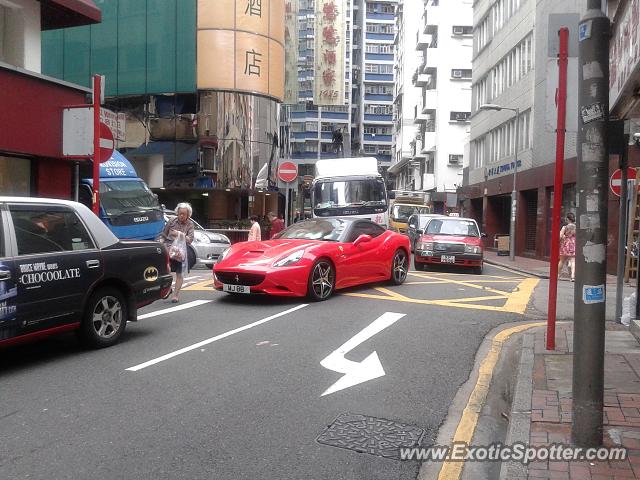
[9,207,95,255]
[346,223,368,243]
[361,223,385,238]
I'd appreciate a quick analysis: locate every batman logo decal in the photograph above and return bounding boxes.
[144,266,158,282]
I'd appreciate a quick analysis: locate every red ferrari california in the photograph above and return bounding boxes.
[213,218,410,301]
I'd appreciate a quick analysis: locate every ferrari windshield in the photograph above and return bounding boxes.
[276,219,348,241]
[425,218,480,237]
[313,179,386,209]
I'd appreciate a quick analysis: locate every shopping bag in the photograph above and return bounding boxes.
[169,234,186,262]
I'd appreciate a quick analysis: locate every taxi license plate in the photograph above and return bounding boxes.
[223,284,250,294]
[441,255,456,264]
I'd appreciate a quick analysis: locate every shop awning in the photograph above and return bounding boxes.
[387,157,411,175]
[40,0,102,30]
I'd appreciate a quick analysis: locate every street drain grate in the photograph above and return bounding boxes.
[316,413,425,459]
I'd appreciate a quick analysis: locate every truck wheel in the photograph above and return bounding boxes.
[79,287,127,348]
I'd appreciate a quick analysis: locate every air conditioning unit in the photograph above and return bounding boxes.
[452,26,464,35]
[449,154,463,164]
[452,70,462,78]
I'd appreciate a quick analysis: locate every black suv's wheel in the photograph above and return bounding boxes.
[390,249,409,285]
[79,287,127,348]
[308,260,335,301]
[473,263,483,275]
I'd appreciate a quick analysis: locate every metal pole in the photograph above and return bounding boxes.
[572,0,610,448]
[285,184,290,228]
[92,74,101,215]
[74,161,80,202]
[509,108,519,261]
[547,28,569,350]
[616,150,629,323]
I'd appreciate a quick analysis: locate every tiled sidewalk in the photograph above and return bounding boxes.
[523,324,640,479]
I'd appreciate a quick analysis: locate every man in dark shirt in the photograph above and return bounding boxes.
[268,212,284,239]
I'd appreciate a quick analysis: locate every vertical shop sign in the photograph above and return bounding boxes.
[314,0,345,105]
[284,0,299,104]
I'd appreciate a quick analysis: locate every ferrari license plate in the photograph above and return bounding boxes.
[441,255,456,264]
[223,284,250,294]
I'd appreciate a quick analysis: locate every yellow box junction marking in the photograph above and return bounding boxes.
[182,279,215,291]
[437,322,546,480]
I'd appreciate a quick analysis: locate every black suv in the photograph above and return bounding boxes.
[0,197,173,348]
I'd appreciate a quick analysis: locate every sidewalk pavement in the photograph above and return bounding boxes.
[484,250,622,285]
[500,323,640,479]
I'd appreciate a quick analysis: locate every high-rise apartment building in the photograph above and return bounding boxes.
[287,0,397,180]
[463,0,585,260]
[390,0,472,214]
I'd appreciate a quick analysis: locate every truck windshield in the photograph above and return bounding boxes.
[392,205,427,221]
[313,179,386,209]
[100,180,160,215]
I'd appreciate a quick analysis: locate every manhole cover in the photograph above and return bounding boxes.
[316,413,425,459]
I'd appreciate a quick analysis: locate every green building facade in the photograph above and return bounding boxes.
[41,0,197,96]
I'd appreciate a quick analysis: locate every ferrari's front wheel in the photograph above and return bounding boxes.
[390,249,409,285]
[308,260,335,302]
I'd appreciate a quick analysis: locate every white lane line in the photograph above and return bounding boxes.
[126,303,309,372]
[138,300,213,320]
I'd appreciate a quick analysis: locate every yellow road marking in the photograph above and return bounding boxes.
[182,280,215,291]
[411,273,511,298]
[502,278,539,315]
[406,280,522,285]
[373,286,410,299]
[485,262,534,277]
[437,322,546,480]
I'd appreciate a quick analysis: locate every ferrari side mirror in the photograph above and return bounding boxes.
[353,234,372,247]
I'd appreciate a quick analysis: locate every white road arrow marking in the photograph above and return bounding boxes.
[320,312,405,396]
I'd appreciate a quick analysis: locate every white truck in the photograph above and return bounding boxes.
[311,157,389,226]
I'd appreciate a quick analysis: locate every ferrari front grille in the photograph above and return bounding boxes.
[215,271,265,286]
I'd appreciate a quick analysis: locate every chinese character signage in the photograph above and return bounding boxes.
[197,0,285,102]
[314,0,345,106]
[283,0,299,104]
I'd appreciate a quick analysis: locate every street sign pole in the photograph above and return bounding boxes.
[616,145,629,324]
[92,74,101,215]
[572,0,610,447]
[547,27,569,351]
[285,184,290,228]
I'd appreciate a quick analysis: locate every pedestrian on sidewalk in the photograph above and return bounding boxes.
[268,211,284,239]
[161,202,195,303]
[558,212,576,282]
[248,215,261,241]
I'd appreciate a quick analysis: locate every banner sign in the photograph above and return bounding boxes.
[197,0,285,102]
[314,0,346,105]
[283,0,299,104]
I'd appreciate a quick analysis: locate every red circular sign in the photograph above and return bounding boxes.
[99,122,115,163]
[278,161,298,183]
[610,167,637,197]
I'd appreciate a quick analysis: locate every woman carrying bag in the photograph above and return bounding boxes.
[161,202,195,303]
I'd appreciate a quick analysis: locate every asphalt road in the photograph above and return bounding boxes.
[0,264,536,480]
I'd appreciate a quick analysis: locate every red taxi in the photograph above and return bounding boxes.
[413,217,484,274]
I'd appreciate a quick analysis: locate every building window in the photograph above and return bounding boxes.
[452,26,473,36]
[365,84,393,94]
[365,44,393,54]
[364,104,393,115]
[451,69,472,79]
[363,145,377,153]
[485,109,531,164]
[450,111,471,122]
[365,63,394,74]
[365,23,394,34]
[474,15,492,55]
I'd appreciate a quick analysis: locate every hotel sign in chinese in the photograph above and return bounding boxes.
[197,0,285,102]
[314,0,346,106]
[283,0,299,104]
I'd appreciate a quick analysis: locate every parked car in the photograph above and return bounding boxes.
[0,197,173,349]
[213,218,410,301]
[406,213,446,252]
[162,212,231,269]
[414,216,484,274]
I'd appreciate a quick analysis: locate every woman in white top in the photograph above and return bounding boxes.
[248,215,261,241]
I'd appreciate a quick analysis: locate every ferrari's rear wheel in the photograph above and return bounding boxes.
[391,249,409,285]
[308,260,335,301]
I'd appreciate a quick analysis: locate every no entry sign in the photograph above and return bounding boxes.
[99,122,115,163]
[610,167,637,197]
[278,161,298,183]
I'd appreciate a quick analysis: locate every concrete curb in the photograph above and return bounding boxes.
[499,332,536,480]
[484,258,550,279]
[631,319,640,344]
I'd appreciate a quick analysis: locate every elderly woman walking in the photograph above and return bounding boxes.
[161,202,195,303]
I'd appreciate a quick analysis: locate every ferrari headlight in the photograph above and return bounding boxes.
[273,250,305,267]
[217,247,231,263]
[465,245,482,255]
